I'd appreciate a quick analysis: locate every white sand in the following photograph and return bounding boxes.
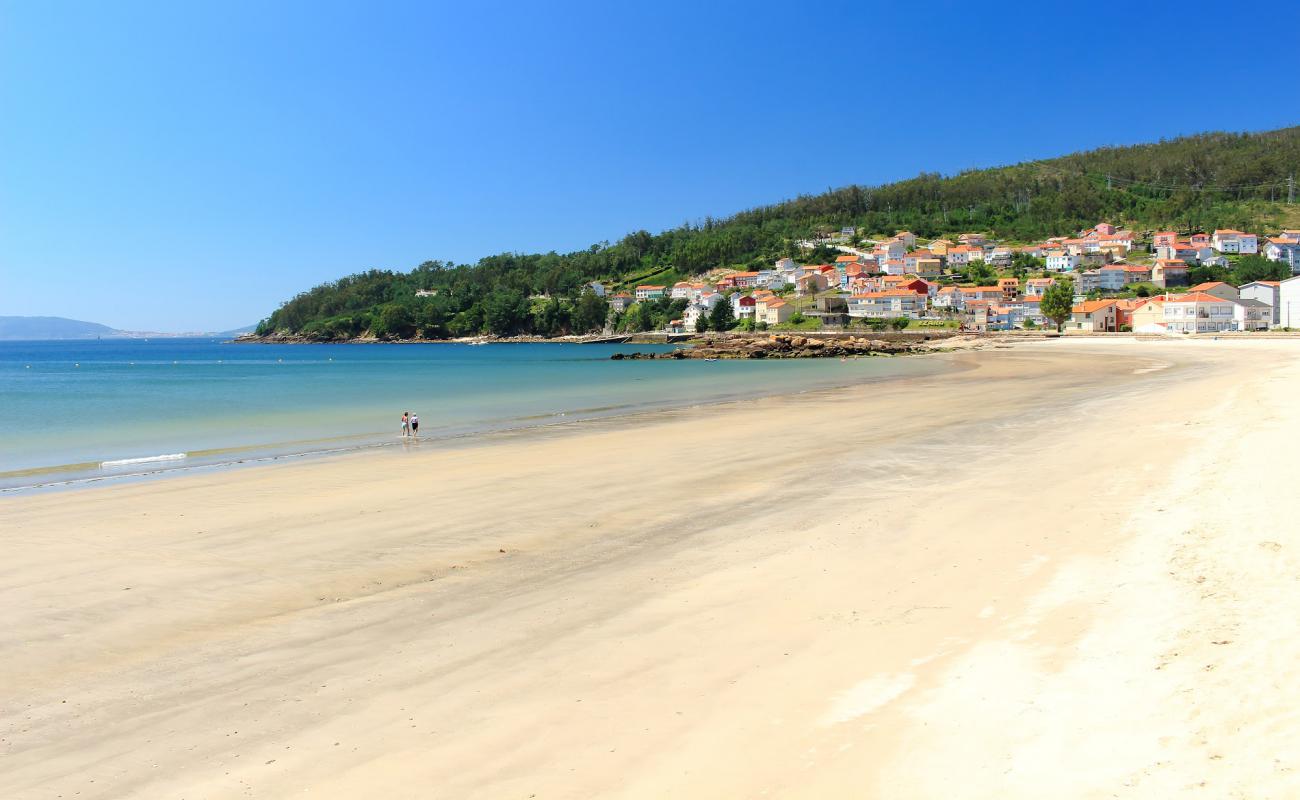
[2,339,1298,798]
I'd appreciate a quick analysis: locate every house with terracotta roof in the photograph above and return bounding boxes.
[997,277,1020,302]
[1211,229,1258,254]
[1239,280,1281,325]
[893,231,917,248]
[1119,263,1152,283]
[1094,222,1117,236]
[1098,231,1135,256]
[1187,281,1239,302]
[1162,292,1237,333]
[927,239,954,255]
[1264,237,1300,273]
[933,285,961,309]
[731,293,757,318]
[847,290,926,319]
[634,285,666,301]
[957,233,987,246]
[877,239,907,262]
[797,271,830,296]
[671,281,695,300]
[608,293,633,313]
[911,254,944,278]
[1025,277,1056,296]
[1152,260,1190,288]
[945,245,983,269]
[761,298,792,326]
[1156,241,1207,264]
[1130,297,1167,333]
[1017,296,1045,327]
[1152,232,1180,249]
[1069,299,1118,332]
[967,303,1014,332]
[835,254,861,264]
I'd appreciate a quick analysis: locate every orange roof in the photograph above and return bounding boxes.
[1155,259,1187,268]
[1073,300,1117,313]
[1189,281,1230,291]
[1213,229,1247,236]
[1166,292,1234,304]
[636,284,666,290]
[850,290,921,299]
[835,254,860,262]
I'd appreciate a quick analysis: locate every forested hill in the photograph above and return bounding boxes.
[257,126,1300,340]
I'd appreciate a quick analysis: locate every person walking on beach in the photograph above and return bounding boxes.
[401,411,410,437]
[410,412,419,438]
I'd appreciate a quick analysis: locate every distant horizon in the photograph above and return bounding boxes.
[4,0,1299,331]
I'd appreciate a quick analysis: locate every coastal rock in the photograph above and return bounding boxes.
[610,332,942,361]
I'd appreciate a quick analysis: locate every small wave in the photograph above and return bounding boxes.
[101,453,187,468]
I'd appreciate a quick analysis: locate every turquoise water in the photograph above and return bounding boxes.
[0,339,943,489]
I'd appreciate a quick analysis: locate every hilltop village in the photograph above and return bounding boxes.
[591,225,1300,335]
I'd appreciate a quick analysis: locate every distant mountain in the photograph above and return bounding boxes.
[212,324,256,337]
[0,316,121,340]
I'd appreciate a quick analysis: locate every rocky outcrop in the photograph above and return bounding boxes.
[610,334,925,360]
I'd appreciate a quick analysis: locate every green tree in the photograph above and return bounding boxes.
[371,302,415,339]
[483,289,530,336]
[694,314,710,333]
[1232,255,1288,285]
[890,317,911,330]
[572,291,609,333]
[709,299,735,331]
[1041,282,1075,331]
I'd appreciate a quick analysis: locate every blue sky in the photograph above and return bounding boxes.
[2,0,1298,331]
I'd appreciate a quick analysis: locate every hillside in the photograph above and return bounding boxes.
[0,316,120,340]
[257,126,1300,340]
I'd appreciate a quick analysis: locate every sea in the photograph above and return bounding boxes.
[0,338,945,491]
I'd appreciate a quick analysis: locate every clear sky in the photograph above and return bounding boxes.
[3,0,1298,331]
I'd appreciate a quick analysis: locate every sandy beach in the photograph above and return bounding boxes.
[3,338,1299,799]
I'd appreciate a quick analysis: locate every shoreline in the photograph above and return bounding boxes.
[0,349,956,494]
[4,338,1299,798]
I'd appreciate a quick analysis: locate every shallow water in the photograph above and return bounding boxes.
[0,338,944,489]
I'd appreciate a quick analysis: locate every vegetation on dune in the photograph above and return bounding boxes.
[257,127,1300,340]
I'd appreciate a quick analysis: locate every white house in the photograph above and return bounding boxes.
[670,281,694,300]
[1046,252,1081,272]
[635,285,666,301]
[1234,298,1272,331]
[1162,292,1237,333]
[1211,229,1258,254]
[847,290,925,319]
[1239,280,1281,325]
[1264,237,1300,273]
[1279,275,1300,328]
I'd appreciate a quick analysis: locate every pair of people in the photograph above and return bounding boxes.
[400,411,420,437]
